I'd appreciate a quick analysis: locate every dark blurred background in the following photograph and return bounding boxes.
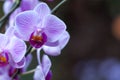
[1,0,120,80]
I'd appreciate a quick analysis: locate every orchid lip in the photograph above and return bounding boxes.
[29,30,47,48]
[45,70,52,80]
[0,51,9,66]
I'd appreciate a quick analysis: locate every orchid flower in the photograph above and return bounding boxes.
[0,54,32,80]
[0,27,26,68]
[34,49,52,80]
[15,2,66,50]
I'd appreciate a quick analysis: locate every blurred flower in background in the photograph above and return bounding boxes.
[74,58,120,80]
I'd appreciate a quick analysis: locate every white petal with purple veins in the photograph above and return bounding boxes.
[7,36,26,63]
[15,11,38,41]
[34,2,51,22]
[44,15,66,42]
[34,65,45,80]
[43,46,61,56]
[14,57,26,68]
[5,27,15,38]
[59,31,70,49]
[0,34,9,49]
[42,55,51,76]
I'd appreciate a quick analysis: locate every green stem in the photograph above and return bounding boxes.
[11,69,19,80]
[51,0,67,13]
[25,45,33,57]
[21,69,36,76]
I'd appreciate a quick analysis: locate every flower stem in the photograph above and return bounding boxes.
[51,0,67,13]
[25,45,33,57]
[21,69,36,76]
[11,69,19,80]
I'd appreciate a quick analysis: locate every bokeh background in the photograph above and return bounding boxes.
[1,0,120,80]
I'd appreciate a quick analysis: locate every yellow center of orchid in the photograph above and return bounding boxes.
[0,56,7,63]
[29,29,47,48]
[31,35,43,42]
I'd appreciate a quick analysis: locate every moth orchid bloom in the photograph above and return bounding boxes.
[0,32,26,68]
[34,50,52,80]
[15,2,66,49]
[0,54,31,80]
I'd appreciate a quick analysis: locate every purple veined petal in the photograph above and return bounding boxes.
[15,57,26,68]
[43,46,61,56]
[10,57,26,68]
[34,2,51,22]
[42,55,51,76]
[44,15,66,42]
[45,41,59,47]
[15,11,38,41]
[5,26,15,38]
[3,0,13,14]
[0,34,9,49]
[34,65,45,80]
[21,0,39,11]
[7,36,26,63]
[59,31,70,49]
[14,29,28,41]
